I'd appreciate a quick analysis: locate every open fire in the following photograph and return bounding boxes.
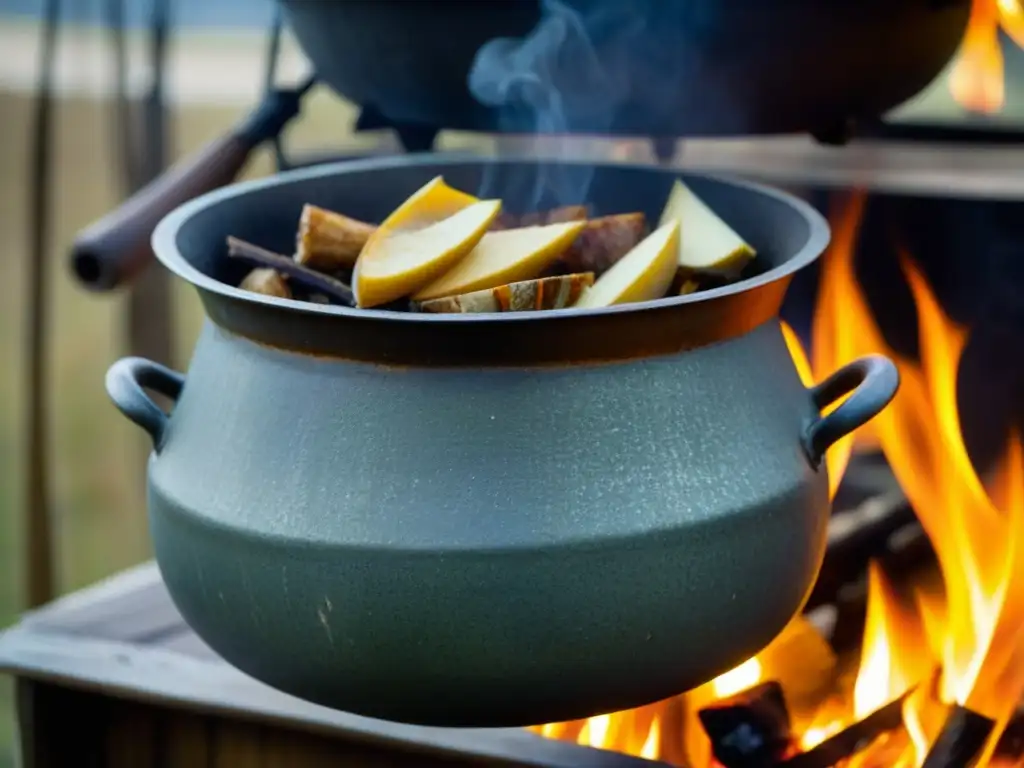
[950,0,1024,112]
[530,191,1024,767]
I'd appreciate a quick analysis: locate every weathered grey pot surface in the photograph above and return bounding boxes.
[106,157,899,727]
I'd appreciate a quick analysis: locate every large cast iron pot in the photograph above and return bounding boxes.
[105,157,898,727]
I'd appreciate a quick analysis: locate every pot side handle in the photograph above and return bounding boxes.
[105,357,186,451]
[803,354,899,468]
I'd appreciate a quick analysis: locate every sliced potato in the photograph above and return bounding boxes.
[679,278,701,295]
[573,222,680,309]
[415,273,594,313]
[659,179,756,279]
[412,220,586,301]
[354,176,501,308]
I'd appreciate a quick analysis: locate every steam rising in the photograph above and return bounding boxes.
[468,0,648,209]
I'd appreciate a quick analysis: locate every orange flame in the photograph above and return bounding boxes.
[533,189,1023,766]
[997,0,1024,49]
[950,0,1005,113]
[853,563,931,722]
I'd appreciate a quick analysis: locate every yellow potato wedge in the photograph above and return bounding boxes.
[573,222,680,309]
[412,220,586,301]
[659,179,756,279]
[354,176,501,308]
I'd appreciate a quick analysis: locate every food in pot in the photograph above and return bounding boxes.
[660,179,756,279]
[295,204,375,271]
[230,174,757,312]
[574,222,680,309]
[411,220,586,301]
[353,177,502,308]
[679,277,701,296]
[227,236,355,305]
[414,272,595,313]
[492,204,589,230]
[239,267,291,298]
[553,212,648,276]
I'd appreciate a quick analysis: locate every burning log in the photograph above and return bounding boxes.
[227,236,355,306]
[295,204,376,271]
[804,490,915,614]
[921,705,996,768]
[827,522,936,655]
[239,268,291,299]
[994,705,1024,763]
[698,681,792,768]
[779,690,912,768]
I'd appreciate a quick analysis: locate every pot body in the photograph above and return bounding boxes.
[279,0,969,137]
[149,319,826,726]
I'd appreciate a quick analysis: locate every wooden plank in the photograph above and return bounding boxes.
[0,627,658,768]
[19,561,186,645]
[258,726,513,767]
[156,627,220,661]
[15,680,107,768]
[14,679,40,768]
[104,697,159,768]
[155,710,213,768]
[212,720,265,768]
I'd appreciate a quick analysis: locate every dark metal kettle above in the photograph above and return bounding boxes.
[278,0,970,139]
[105,157,899,727]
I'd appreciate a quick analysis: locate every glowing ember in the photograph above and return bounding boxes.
[532,189,1024,766]
[713,658,763,699]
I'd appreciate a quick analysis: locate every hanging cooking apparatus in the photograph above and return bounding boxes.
[279,0,972,138]
[105,156,899,727]
[69,0,970,295]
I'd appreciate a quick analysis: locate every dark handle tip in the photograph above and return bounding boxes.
[70,133,257,292]
[106,357,186,450]
[803,354,900,468]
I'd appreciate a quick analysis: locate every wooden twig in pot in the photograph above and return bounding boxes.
[295,204,375,271]
[493,205,590,230]
[552,213,648,275]
[227,236,355,307]
[240,268,291,299]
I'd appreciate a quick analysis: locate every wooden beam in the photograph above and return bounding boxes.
[0,628,661,768]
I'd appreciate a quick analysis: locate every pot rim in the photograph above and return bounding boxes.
[151,153,830,326]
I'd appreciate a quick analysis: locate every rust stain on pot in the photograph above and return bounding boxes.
[212,314,782,372]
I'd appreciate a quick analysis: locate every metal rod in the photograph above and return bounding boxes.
[24,0,62,607]
[125,0,175,370]
[262,5,289,172]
